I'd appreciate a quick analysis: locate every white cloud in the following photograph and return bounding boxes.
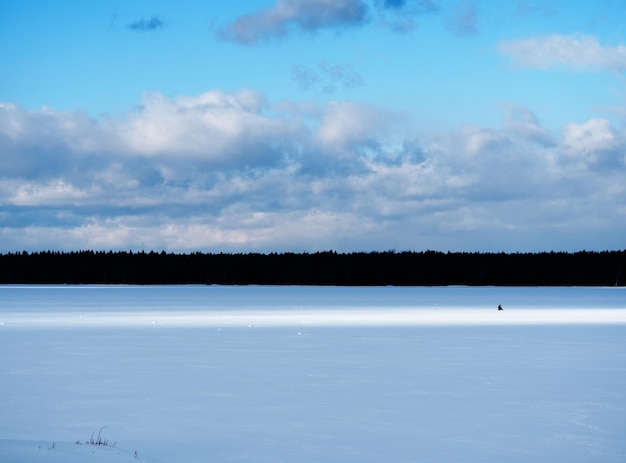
[563,118,618,153]
[1,92,625,253]
[11,180,90,206]
[562,118,624,168]
[115,90,302,164]
[498,34,626,72]
[315,100,398,150]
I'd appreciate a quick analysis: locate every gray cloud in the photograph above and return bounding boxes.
[127,16,164,31]
[217,0,368,44]
[1,94,624,253]
[216,0,475,43]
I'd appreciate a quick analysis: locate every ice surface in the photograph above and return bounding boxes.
[1,285,625,462]
[0,440,160,463]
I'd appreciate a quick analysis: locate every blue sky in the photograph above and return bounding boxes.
[1,0,625,253]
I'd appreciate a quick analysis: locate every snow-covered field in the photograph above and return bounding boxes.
[1,285,625,463]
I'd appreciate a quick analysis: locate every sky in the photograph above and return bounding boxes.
[0,0,625,253]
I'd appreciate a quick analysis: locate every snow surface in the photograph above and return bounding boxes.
[1,285,625,462]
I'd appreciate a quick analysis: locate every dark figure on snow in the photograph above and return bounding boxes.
[498,304,503,311]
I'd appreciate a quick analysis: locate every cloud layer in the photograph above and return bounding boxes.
[1,92,624,252]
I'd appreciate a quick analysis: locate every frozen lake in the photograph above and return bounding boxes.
[1,285,626,462]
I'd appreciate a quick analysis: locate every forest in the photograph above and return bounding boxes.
[0,250,624,286]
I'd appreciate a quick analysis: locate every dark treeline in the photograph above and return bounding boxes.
[1,250,624,286]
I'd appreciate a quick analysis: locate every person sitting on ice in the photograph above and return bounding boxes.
[498,304,503,311]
